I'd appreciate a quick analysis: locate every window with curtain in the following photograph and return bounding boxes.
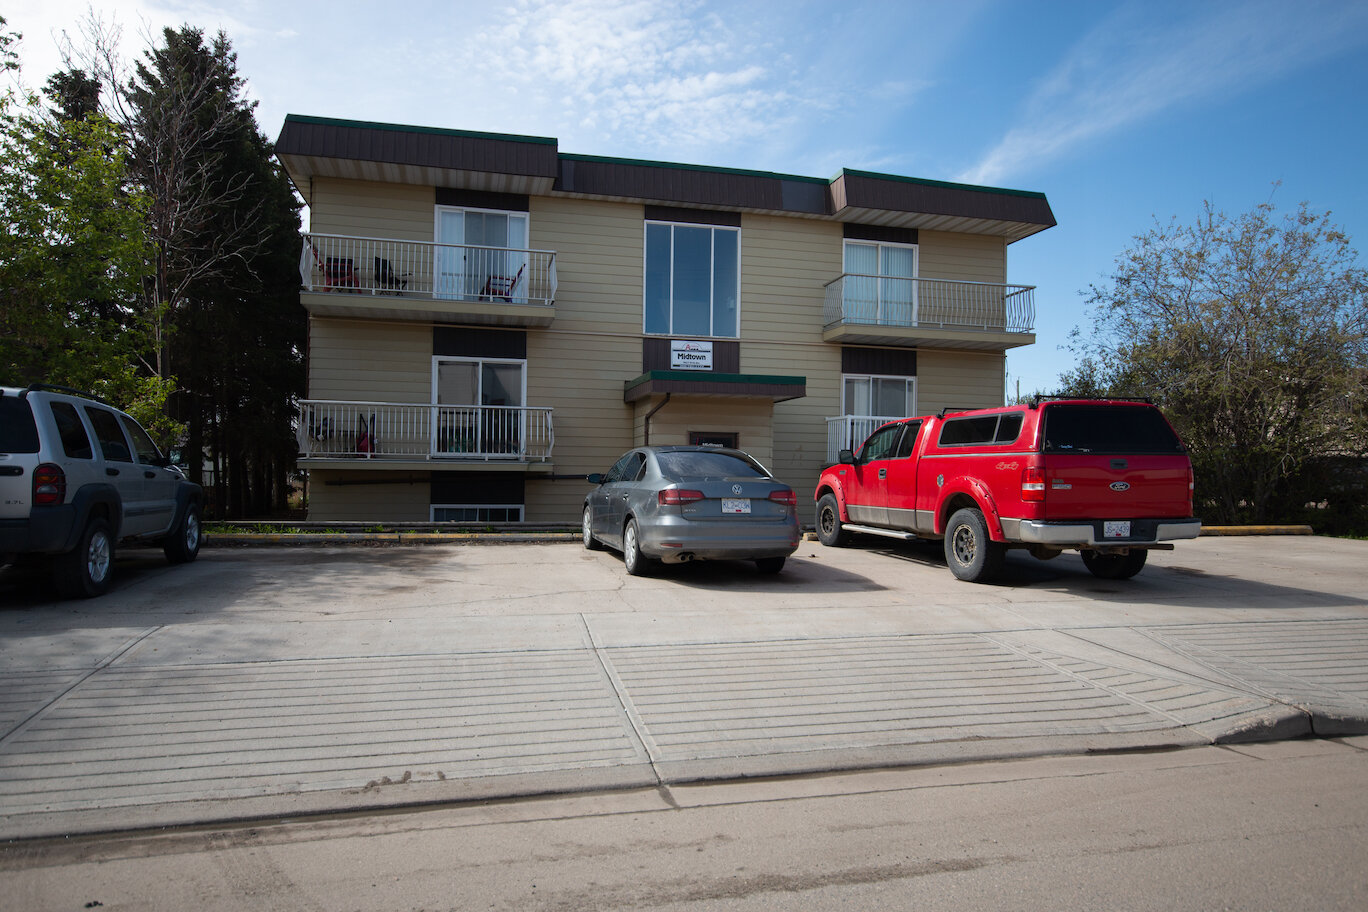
[843,375,915,418]
[843,240,918,325]
[644,221,739,337]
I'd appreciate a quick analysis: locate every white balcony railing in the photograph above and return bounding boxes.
[823,275,1034,333]
[298,400,553,462]
[300,233,557,306]
[825,415,904,464]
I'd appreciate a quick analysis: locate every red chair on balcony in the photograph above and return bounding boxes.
[480,263,525,302]
[307,241,360,292]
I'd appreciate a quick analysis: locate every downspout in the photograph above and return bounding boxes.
[643,394,671,446]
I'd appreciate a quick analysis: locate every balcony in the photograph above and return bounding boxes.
[299,234,557,326]
[822,275,1035,350]
[297,400,554,468]
[826,415,903,464]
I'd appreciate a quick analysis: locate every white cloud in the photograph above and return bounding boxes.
[959,0,1368,186]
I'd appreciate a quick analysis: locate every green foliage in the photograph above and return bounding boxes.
[1068,198,1368,528]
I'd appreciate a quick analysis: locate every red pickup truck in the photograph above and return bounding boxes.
[814,399,1201,582]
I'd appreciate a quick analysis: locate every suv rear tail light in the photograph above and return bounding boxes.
[768,490,797,507]
[1021,465,1045,502]
[659,488,705,506]
[33,463,66,506]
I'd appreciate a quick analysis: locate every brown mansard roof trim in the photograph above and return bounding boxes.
[277,115,1055,241]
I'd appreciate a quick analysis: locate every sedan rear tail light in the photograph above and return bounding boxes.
[659,488,705,506]
[33,463,66,506]
[768,490,798,507]
[1021,465,1045,502]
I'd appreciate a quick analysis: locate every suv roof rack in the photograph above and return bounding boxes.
[20,383,115,406]
[937,406,981,417]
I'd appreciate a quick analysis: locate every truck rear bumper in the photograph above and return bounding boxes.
[1007,518,1202,547]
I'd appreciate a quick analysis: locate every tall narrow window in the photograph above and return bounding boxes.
[843,240,918,325]
[644,221,740,337]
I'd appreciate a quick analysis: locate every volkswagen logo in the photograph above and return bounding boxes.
[1110,481,1131,492]
[732,484,743,495]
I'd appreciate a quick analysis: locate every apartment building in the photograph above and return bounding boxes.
[275,115,1055,523]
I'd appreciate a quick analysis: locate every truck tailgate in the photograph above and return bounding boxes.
[1042,455,1191,520]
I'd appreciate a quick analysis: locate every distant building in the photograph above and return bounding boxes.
[274,115,1055,522]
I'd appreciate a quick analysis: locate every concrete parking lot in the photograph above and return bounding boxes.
[2,534,1366,839]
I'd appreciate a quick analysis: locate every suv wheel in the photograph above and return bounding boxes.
[944,507,1005,583]
[54,517,114,598]
[164,502,202,564]
[816,494,848,547]
[1081,549,1148,580]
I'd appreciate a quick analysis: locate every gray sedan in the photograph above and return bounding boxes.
[582,446,801,576]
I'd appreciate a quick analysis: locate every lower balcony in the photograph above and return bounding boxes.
[299,233,557,326]
[826,414,903,464]
[823,275,1035,350]
[298,400,554,468]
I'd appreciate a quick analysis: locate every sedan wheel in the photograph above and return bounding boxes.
[582,505,603,550]
[623,519,654,576]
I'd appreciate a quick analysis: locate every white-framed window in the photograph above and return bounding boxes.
[431,504,525,522]
[435,206,530,300]
[644,221,740,337]
[432,356,527,456]
[843,239,918,324]
[843,374,916,418]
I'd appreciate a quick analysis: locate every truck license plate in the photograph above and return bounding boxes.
[1104,521,1131,538]
[722,498,751,514]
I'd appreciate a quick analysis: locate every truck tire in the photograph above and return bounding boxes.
[944,507,1005,582]
[163,502,202,564]
[816,493,849,547]
[1081,549,1148,580]
[54,517,115,598]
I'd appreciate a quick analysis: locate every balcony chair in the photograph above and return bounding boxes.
[480,263,526,302]
[307,242,360,292]
[374,257,409,294]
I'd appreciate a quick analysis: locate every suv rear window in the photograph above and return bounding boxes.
[0,396,40,453]
[1042,404,1185,455]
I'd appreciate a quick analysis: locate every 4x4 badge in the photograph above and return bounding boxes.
[1110,482,1131,492]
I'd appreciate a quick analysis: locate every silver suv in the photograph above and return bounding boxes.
[1,384,204,598]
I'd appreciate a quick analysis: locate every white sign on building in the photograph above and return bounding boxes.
[670,340,713,371]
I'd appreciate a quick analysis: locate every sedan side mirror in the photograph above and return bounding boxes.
[838,449,855,465]
[586,473,605,484]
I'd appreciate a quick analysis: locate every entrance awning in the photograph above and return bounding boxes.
[623,370,806,403]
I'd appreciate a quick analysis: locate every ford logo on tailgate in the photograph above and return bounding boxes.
[1110,481,1131,492]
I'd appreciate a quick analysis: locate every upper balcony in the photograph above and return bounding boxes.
[822,274,1036,351]
[299,233,557,327]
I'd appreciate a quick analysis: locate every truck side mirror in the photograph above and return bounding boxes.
[838,449,855,465]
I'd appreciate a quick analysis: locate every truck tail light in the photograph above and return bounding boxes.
[33,463,66,506]
[659,488,705,506]
[1021,465,1045,502]
[768,490,797,507]
[1188,466,1195,512]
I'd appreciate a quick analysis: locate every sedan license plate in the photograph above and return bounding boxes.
[722,498,751,514]
[1104,520,1131,539]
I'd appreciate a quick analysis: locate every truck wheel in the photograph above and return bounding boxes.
[1082,549,1148,580]
[816,494,848,547]
[163,502,202,564]
[944,507,1005,582]
[623,519,655,577]
[54,517,115,598]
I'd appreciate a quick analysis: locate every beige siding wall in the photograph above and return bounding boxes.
[309,318,431,402]
[918,230,1007,284]
[307,471,431,521]
[310,178,434,241]
[530,197,644,335]
[916,349,1006,415]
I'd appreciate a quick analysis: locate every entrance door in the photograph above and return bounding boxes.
[434,359,525,457]
[844,241,918,325]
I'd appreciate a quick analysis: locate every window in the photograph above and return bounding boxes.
[119,415,164,465]
[645,221,739,337]
[0,397,40,453]
[857,424,905,462]
[432,505,524,522]
[48,402,93,459]
[939,412,1025,447]
[844,375,915,419]
[1042,405,1185,455]
[656,450,768,480]
[844,240,918,324]
[605,451,647,483]
[84,407,132,462]
[435,207,529,300]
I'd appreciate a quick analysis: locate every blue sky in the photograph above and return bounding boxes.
[8,0,1368,396]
